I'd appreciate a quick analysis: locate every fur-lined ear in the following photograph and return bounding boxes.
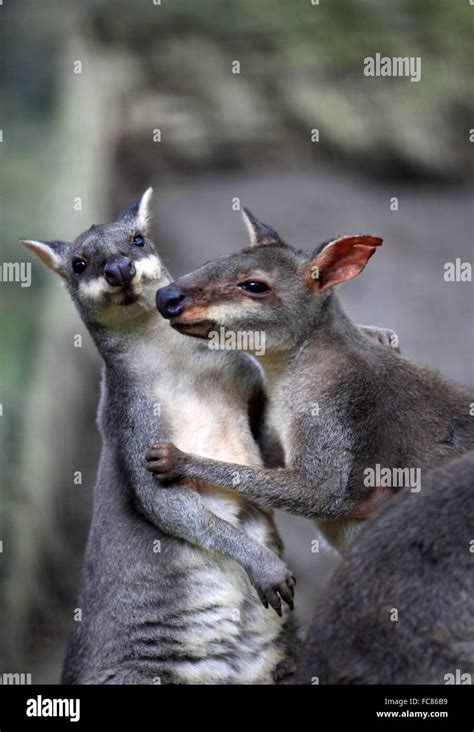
[118,187,153,233]
[20,239,69,278]
[241,207,283,246]
[305,235,383,292]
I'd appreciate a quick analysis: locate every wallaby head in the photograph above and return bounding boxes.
[156,207,382,353]
[22,188,169,332]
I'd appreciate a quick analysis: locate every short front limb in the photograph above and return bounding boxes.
[146,442,351,519]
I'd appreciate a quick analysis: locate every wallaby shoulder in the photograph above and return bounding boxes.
[272,324,474,470]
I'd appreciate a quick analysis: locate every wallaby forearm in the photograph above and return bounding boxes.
[148,447,350,519]
[183,459,312,514]
[133,476,295,612]
[136,477,271,569]
[121,433,271,567]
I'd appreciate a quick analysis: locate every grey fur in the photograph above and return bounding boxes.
[150,210,474,551]
[296,450,474,684]
[22,193,296,684]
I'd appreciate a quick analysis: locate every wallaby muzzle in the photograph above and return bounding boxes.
[104,256,136,287]
[156,284,188,318]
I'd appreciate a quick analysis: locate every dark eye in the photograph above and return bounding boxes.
[72,258,87,275]
[133,234,145,247]
[238,280,271,295]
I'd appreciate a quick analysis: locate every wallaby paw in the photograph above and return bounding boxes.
[145,441,185,481]
[361,324,399,351]
[252,561,296,617]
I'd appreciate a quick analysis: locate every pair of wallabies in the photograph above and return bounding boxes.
[23,189,474,684]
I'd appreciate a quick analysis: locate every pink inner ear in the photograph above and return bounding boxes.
[312,235,383,292]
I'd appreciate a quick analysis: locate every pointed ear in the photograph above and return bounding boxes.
[20,239,69,278]
[241,207,283,246]
[305,235,383,292]
[118,187,153,233]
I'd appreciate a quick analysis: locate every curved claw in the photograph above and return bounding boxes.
[266,589,282,617]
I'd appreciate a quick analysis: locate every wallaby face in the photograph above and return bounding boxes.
[22,188,167,330]
[157,207,382,355]
[159,243,311,351]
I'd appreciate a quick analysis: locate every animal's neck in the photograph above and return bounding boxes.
[92,307,199,378]
[257,294,374,392]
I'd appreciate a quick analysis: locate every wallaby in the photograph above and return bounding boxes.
[296,450,474,684]
[147,208,474,551]
[22,191,301,685]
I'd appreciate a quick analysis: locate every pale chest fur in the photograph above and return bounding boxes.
[153,372,268,536]
[131,330,270,539]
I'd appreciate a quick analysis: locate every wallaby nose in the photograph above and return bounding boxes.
[156,285,187,318]
[104,256,136,287]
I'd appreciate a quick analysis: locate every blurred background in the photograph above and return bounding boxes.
[0,0,472,682]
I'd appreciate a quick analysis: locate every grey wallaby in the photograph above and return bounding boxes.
[148,208,474,551]
[296,450,474,684]
[22,190,300,684]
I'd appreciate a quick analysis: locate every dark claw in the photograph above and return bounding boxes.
[267,590,282,617]
[258,590,269,610]
[154,473,173,481]
[278,582,295,607]
[146,460,161,472]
